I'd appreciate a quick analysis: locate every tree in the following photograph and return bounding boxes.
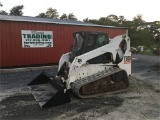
[83,14,158,49]
[36,13,47,18]
[83,18,89,22]
[118,16,126,25]
[150,21,160,35]
[0,2,8,15]
[60,13,77,20]
[60,13,67,20]
[68,13,77,20]
[129,29,154,47]
[9,5,24,16]
[0,2,3,7]
[132,14,145,28]
[107,14,119,22]
[46,8,59,18]
[0,10,8,15]
[155,34,160,46]
[149,21,160,46]
[101,15,119,26]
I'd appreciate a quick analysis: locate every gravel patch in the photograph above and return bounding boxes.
[0,54,160,120]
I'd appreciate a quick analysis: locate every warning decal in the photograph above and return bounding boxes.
[124,56,131,64]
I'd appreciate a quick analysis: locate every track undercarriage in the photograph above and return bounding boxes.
[71,67,129,98]
[28,31,131,109]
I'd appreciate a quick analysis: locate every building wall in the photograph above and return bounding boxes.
[0,21,127,67]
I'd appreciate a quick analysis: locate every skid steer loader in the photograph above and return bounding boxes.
[28,31,131,109]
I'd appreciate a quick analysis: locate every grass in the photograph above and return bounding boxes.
[139,50,160,56]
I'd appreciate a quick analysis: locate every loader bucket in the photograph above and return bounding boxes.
[28,72,71,109]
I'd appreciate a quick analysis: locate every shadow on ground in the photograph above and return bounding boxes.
[0,92,124,120]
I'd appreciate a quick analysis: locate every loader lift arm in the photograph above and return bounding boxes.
[28,31,131,109]
[66,33,131,89]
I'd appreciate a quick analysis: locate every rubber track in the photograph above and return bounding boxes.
[71,67,129,98]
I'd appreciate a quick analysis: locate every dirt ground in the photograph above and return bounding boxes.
[0,54,160,120]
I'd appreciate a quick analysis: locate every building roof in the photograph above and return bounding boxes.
[0,15,127,29]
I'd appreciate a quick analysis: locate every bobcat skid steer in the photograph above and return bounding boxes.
[28,31,131,109]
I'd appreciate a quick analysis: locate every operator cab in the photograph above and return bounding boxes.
[69,31,110,63]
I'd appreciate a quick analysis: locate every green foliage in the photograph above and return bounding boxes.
[139,44,159,56]
[9,5,24,16]
[129,29,154,47]
[107,14,119,22]
[68,13,77,20]
[35,8,77,21]
[36,8,59,19]
[60,13,77,20]
[60,13,67,20]
[46,8,59,18]
[132,14,145,28]
[87,14,159,49]
[36,13,47,18]
[118,16,126,24]
[139,50,154,55]
[0,10,8,15]
[0,2,3,7]
[0,2,8,15]
[87,15,128,27]
[83,18,89,22]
